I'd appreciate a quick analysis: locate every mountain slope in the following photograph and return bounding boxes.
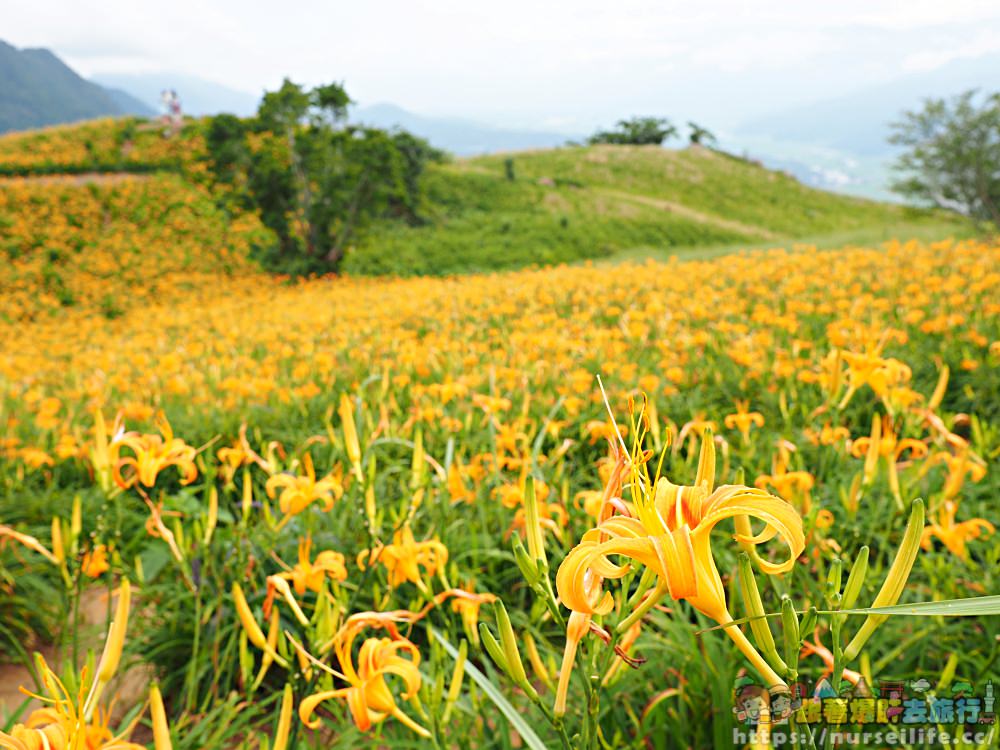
[0,40,153,133]
[739,53,1000,156]
[344,144,963,275]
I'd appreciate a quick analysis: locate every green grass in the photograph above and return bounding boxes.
[345,144,966,275]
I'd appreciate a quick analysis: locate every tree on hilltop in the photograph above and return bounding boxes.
[204,79,442,274]
[588,116,677,146]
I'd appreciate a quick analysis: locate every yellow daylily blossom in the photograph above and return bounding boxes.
[357,525,448,590]
[923,448,987,500]
[111,412,197,489]
[265,453,344,516]
[723,400,764,443]
[280,536,348,594]
[556,429,804,699]
[299,616,428,737]
[0,667,146,750]
[1,580,140,750]
[851,414,928,503]
[755,449,815,514]
[920,500,994,560]
[838,344,912,409]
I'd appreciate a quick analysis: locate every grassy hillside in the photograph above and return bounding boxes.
[345,144,964,274]
[0,119,968,284]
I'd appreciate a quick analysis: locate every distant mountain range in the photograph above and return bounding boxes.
[2,37,996,200]
[351,102,576,155]
[738,54,1000,156]
[89,72,262,117]
[0,40,152,133]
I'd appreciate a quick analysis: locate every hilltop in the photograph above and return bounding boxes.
[344,144,963,275]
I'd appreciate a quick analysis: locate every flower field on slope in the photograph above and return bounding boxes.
[0,231,998,749]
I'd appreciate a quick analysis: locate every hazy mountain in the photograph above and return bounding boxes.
[90,72,261,117]
[352,102,578,155]
[739,53,1000,156]
[0,40,152,133]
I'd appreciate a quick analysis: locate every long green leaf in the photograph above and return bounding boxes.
[430,627,549,750]
[837,595,1000,617]
[700,594,1000,633]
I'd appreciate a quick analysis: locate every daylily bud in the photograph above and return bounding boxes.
[512,533,539,585]
[928,365,949,412]
[204,486,218,546]
[695,428,716,491]
[98,578,131,683]
[411,429,425,489]
[479,623,510,675]
[523,477,546,564]
[738,553,786,675]
[494,601,531,691]
[799,606,819,641]
[442,639,468,723]
[241,467,253,520]
[233,582,289,668]
[843,499,924,662]
[825,558,843,606]
[150,683,173,750]
[842,546,869,610]
[83,578,131,720]
[51,517,65,565]
[252,607,282,690]
[780,595,800,669]
[862,415,881,486]
[338,393,363,480]
[365,457,378,533]
[842,472,863,516]
[71,494,82,539]
[272,684,294,750]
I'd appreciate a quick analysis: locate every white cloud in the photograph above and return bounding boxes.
[3,0,999,126]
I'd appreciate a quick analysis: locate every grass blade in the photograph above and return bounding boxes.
[430,627,549,750]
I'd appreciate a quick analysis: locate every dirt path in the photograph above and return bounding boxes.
[595,188,780,240]
[0,172,147,187]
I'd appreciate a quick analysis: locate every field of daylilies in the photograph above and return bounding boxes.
[1,127,1000,750]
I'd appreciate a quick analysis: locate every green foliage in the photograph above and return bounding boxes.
[890,89,1000,227]
[687,121,716,146]
[588,116,677,145]
[203,78,442,274]
[344,144,961,275]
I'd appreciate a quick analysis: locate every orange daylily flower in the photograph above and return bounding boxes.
[723,400,764,443]
[300,615,429,737]
[357,525,448,590]
[81,544,110,578]
[111,412,197,489]
[265,453,343,516]
[920,500,994,560]
[851,415,928,504]
[923,448,987,500]
[279,536,348,594]
[556,429,804,702]
[755,449,815,514]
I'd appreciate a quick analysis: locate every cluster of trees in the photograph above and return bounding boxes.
[204,79,442,274]
[587,117,716,147]
[890,89,999,228]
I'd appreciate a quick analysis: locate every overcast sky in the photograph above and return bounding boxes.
[4,0,1000,129]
